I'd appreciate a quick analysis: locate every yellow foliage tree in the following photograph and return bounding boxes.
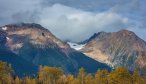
[95,69,108,84]
[38,66,63,84]
[77,67,86,84]
[108,67,132,84]
[14,76,21,84]
[85,74,95,84]
[0,61,13,84]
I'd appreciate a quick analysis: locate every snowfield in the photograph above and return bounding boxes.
[67,42,86,50]
[2,27,7,30]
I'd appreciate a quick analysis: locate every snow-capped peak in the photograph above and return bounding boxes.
[67,42,86,50]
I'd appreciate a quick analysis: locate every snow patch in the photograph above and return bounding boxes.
[67,42,86,50]
[6,37,10,40]
[2,27,7,30]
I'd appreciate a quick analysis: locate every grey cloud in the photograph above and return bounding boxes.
[12,10,40,23]
[0,0,146,42]
[41,0,130,12]
[38,4,130,42]
[0,0,41,25]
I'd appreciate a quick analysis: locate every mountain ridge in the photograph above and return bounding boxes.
[80,29,146,73]
[0,23,111,76]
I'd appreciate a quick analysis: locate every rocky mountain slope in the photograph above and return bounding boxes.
[81,30,146,73]
[0,23,110,76]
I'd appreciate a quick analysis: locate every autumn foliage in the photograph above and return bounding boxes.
[0,61,146,84]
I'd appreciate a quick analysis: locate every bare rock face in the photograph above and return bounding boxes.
[81,29,146,73]
[0,23,70,53]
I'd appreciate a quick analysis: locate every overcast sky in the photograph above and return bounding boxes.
[0,0,146,42]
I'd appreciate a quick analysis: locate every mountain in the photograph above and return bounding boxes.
[0,49,37,77]
[81,29,146,73]
[0,23,111,76]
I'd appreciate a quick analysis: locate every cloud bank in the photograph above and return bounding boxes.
[39,4,129,42]
[0,0,145,42]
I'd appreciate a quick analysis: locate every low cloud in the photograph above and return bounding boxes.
[0,0,145,42]
[0,0,41,25]
[39,4,129,42]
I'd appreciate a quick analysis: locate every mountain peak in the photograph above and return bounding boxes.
[0,23,70,52]
[81,29,146,73]
[117,29,136,37]
[91,31,107,39]
[96,31,108,38]
[6,23,42,27]
[113,29,144,43]
[3,23,48,31]
[81,31,108,44]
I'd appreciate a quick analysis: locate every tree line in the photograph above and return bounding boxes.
[0,61,146,84]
